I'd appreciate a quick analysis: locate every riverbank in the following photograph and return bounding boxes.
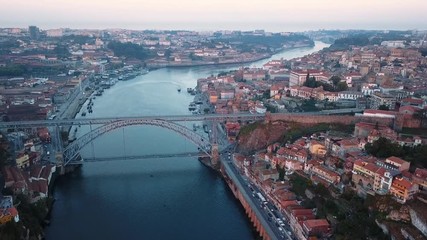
[62,42,318,124]
[146,43,314,70]
[45,41,329,240]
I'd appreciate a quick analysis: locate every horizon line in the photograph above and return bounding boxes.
[2,26,427,33]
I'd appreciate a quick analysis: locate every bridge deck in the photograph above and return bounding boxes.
[68,152,209,163]
[0,113,265,128]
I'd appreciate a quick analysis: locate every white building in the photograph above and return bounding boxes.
[255,105,267,114]
[361,83,380,96]
[338,91,364,101]
[289,70,327,86]
[381,41,406,48]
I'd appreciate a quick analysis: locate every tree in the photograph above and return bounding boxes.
[276,164,285,181]
[378,105,389,111]
[336,82,348,91]
[107,41,152,60]
[365,137,404,158]
[303,76,317,88]
[300,98,318,112]
[53,44,70,58]
[164,49,172,58]
[330,76,341,86]
[262,90,270,99]
[0,65,27,77]
[414,108,427,127]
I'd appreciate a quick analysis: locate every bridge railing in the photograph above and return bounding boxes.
[0,113,266,129]
[63,118,213,165]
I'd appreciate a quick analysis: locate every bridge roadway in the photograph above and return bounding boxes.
[67,151,208,164]
[0,107,363,129]
[0,113,265,128]
[220,146,280,240]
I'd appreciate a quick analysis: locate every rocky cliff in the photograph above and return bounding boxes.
[236,121,290,154]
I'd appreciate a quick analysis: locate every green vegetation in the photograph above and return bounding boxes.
[288,174,387,240]
[334,191,388,240]
[336,82,348,91]
[329,36,370,51]
[303,75,317,88]
[413,108,427,127]
[0,135,11,167]
[60,35,94,45]
[365,137,404,158]
[234,34,312,49]
[365,137,427,168]
[303,74,347,92]
[265,105,277,113]
[252,90,271,101]
[107,41,152,60]
[401,127,427,137]
[0,65,27,77]
[0,194,54,239]
[239,121,261,136]
[289,174,313,196]
[276,163,285,181]
[53,44,70,58]
[300,98,319,112]
[0,146,11,168]
[0,39,19,54]
[328,30,413,52]
[211,33,313,53]
[282,123,353,144]
[378,105,390,111]
[330,76,341,86]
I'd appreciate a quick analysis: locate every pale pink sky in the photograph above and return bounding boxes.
[1,0,426,31]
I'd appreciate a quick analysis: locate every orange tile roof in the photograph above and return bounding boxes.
[386,156,408,165]
[414,168,427,180]
[392,177,414,189]
[304,219,330,228]
[364,109,397,116]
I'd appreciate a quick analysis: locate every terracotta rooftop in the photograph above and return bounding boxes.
[392,177,414,189]
[386,156,409,165]
[364,109,397,116]
[303,219,330,229]
[414,168,427,180]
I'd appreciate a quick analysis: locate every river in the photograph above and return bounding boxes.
[45,41,330,240]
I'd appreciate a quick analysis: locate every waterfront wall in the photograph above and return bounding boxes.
[271,114,392,126]
[409,207,427,237]
[270,113,421,131]
[220,164,272,240]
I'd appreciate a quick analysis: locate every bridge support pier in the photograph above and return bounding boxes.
[210,143,219,167]
[56,152,65,175]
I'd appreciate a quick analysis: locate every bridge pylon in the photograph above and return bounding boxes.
[56,152,65,175]
[210,143,219,167]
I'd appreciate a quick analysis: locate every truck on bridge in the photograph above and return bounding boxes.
[256,192,267,204]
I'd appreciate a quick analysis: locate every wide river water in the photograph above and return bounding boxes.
[45,41,329,240]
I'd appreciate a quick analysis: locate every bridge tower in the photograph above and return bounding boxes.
[53,124,66,175]
[56,153,65,175]
[210,143,219,167]
[209,120,220,167]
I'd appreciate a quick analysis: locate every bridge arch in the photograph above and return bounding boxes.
[63,119,212,165]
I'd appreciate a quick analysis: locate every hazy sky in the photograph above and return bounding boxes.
[1,0,426,31]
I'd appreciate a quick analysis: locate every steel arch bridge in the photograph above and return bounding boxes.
[63,119,212,165]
